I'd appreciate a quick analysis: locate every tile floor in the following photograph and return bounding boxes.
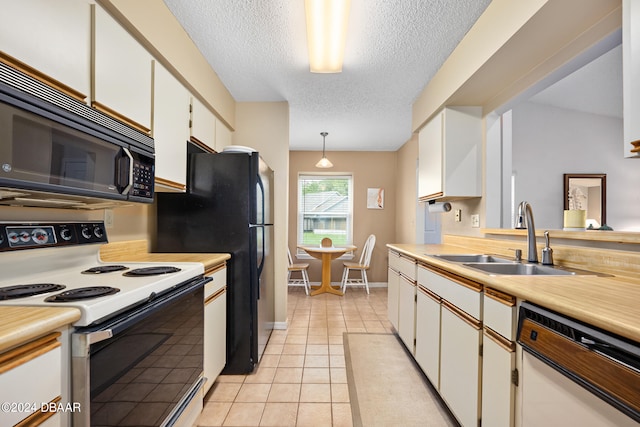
[197,286,392,426]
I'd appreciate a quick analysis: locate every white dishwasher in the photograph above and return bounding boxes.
[517,302,640,427]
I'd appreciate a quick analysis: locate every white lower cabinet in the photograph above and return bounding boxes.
[387,266,400,331]
[398,273,417,353]
[204,265,227,394]
[0,333,63,426]
[482,328,516,427]
[415,285,441,388]
[439,301,482,427]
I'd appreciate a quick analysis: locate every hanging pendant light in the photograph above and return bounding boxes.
[315,132,333,168]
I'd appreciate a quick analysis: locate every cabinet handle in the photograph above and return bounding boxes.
[14,396,61,427]
[425,265,482,292]
[485,287,516,306]
[483,327,515,352]
[399,272,416,286]
[0,332,60,374]
[418,285,441,302]
[442,300,481,330]
[205,263,227,276]
[205,286,226,305]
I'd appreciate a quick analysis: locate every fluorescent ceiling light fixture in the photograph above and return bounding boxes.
[315,132,334,168]
[304,0,351,73]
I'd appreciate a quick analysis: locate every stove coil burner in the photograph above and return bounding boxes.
[123,266,181,276]
[0,284,66,300]
[82,265,129,274]
[44,286,120,302]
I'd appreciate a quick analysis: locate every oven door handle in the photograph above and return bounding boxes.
[86,329,113,345]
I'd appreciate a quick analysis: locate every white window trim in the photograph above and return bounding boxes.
[296,172,354,260]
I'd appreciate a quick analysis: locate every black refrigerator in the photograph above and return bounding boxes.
[154,149,274,374]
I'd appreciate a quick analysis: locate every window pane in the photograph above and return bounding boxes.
[298,174,352,247]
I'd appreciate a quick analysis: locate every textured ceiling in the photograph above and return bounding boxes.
[162,0,491,151]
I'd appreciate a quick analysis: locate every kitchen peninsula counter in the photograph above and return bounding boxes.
[0,306,80,353]
[388,242,640,344]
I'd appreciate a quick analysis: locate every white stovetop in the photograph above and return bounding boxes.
[0,244,204,327]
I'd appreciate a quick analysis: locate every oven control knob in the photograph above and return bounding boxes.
[19,231,30,243]
[31,228,49,245]
[81,227,92,240]
[93,226,104,239]
[60,228,73,241]
[7,232,19,244]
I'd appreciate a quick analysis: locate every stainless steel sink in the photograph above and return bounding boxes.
[463,262,574,275]
[430,254,517,263]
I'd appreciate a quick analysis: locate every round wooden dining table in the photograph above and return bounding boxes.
[297,245,356,296]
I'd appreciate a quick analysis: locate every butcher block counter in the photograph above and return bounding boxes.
[0,307,80,353]
[99,240,230,274]
[388,242,640,344]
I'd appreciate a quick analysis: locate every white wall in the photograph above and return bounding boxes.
[510,101,639,231]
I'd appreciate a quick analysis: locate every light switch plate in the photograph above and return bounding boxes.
[104,209,114,229]
[471,214,480,228]
[455,209,461,222]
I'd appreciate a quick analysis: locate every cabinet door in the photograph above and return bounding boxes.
[215,117,233,152]
[204,289,226,394]
[0,0,91,100]
[387,267,400,331]
[481,328,516,427]
[398,274,416,353]
[623,0,640,156]
[440,302,481,427]
[93,4,152,133]
[153,62,190,191]
[418,111,443,199]
[191,96,217,150]
[415,286,441,388]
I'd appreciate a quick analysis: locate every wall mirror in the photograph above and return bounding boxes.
[563,173,606,227]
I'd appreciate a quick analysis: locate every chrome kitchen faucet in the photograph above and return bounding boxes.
[515,201,538,263]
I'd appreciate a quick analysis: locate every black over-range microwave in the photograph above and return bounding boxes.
[0,62,154,209]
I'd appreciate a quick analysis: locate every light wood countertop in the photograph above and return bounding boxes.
[99,240,230,274]
[388,243,640,344]
[0,307,80,353]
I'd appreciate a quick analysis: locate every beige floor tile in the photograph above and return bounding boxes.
[332,402,354,427]
[235,383,271,402]
[330,354,346,368]
[263,343,284,355]
[207,383,242,402]
[198,402,231,426]
[244,367,276,384]
[282,343,306,355]
[259,402,298,426]
[331,383,350,403]
[296,403,332,427]
[300,383,331,402]
[346,327,367,333]
[308,327,328,336]
[330,367,347,383]
[278,354,305,368]
[304,355,329,368]
[222,402,265,426]
[306,344,329,355]
[287,327,309,336]
[259,354,280,368]
[267,383,301,402]
[284,334,307,344]
[302,367,331,384]
[329,334,346,344]
[214,375,246,384]
[306,334,329,345]
[267,333,286,344]
[273,367,303,383]
[329,344,344,355]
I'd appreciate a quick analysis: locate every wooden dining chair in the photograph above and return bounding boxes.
[340,234,376,294]
[321,237,333,247]
[288,248,310,295]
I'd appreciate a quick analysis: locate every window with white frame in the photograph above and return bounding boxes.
[297,173,353,255]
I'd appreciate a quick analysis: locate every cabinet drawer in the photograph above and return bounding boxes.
[0,334,61,426]
[418,265,481,319]
[389,252,416,280]
[205,265,227,298]
[484,288,516,340]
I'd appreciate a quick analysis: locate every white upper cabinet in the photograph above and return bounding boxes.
[93,4,152,134]
[191,96,217,151]
[153,62,190,191]
[0,0,91,101]
[215,117,233,152]
[623,0,640,157]
[418,107,482,201]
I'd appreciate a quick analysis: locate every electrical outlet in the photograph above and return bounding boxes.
[104,209,114,229]
[471,214,480,228]
[454,209,461,222]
